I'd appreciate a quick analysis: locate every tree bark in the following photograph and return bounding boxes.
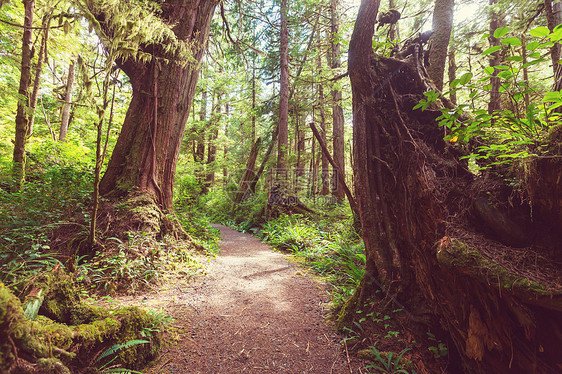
[487,0,502,116]
[12,0,35,192]
[28,14,51,137]
[235,137,261,203]
[59,58,76,142]
[317,38,330,196]
[277,0,290,181]
[94,0,218,212]
[428,0,454,91]
[448,42,457,105]
[329,0,346,203]
[347,1,562,373]
[545,0,562,91]
[310,122,358,218]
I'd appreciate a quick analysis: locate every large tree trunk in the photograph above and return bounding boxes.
[12,0,35,192]
[329,0,346,203]
[427,0,454,91]
[95,0,218,213]
[347,1,562,373]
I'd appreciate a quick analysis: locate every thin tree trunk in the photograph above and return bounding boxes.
[247,127,278,197]
[59,58,76,142]
[329,0,346,203]
[487,0,502,116]
[545,0,562,91]
[448,42,457,105]
[295,116,306,193]
[310,122,358,218]
[317,39,330,196]
[28,14,51,138]
[89,73,114,248]
[196,87,207,162]
[427,0,454,91]
[12,0,35,192]
[223,101,229,181]
[251,64,256,143]
[205,94,219,187]
[235,137,261,203]
[277,0,290,182]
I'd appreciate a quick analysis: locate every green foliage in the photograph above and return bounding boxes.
[414,26,559,173]
[365,347,414,374]
[258,213,364,306]
[426,332,448,359]
[75,233,204,294]
[95,339,149,373]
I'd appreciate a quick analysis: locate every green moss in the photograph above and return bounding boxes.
[436,239,554,296]
[36,269,103,325]
[36,358,71,374]
[0,273,162,372]
[115,193,163,234]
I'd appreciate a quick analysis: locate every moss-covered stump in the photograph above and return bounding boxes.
[0,269,161,373]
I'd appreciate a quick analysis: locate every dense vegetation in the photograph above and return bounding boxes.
[1,0,561,372]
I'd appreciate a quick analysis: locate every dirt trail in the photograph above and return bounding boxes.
[143,224,361,373]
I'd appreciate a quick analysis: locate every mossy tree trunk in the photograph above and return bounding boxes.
[92,0,218,213]
[348,1,562,372]
[12,0,34,192]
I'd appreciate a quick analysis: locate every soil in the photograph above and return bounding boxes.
[118,224,365,373]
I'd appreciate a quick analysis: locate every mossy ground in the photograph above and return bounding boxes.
[0,267,162,373]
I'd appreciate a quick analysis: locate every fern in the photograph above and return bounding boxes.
[95,339,149,363]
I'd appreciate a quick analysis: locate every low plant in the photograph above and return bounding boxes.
[365,346,415,374]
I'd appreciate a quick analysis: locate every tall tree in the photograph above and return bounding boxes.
[277,0,289,181]
[81,0,218,219]
[427,0,454,91]
[59,58,76,141]
[545,0,562,90]
[12,0,35,191]
[27,12,51,137]
[329,0,346,202]
[487,0,502,115]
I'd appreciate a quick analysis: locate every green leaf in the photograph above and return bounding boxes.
[530,26,550,38]
[506,56,523,62]
[523,58,546,69]
[482,45,502,55]
[96,340,149,363]
[526,41,540,51]
[501,37,521,46]
[484,66,495,75]
[494,26,510,38]
[459,72,473,85]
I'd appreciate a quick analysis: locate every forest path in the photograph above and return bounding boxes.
[143,224,361,373]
